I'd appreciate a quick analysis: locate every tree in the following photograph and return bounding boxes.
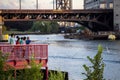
[50,21,59,33]
[0,51,14,80]
[2,25,7,34]
[44,21,52,33]
[30,21,59,33]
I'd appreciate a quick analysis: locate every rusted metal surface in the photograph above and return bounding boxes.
[0,44,48,80]
[0,44,48,69]
[56,0,72,10]
[0,9,113,14]
[0,9,113,31]
[0,44,48,60]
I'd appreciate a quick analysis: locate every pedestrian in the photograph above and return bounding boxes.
[20,37,24,44]
[16,36,20,45]
[9,33,15,45]
[23,36,26,44]
[26,37,31,44]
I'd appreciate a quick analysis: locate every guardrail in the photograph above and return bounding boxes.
[0,44,48,80]
[0,44,48,60]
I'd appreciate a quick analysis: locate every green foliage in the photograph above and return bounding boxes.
[0,51,67,80]
[0,51,14,80]
[44,21,52,33]
[49,70,65,80]
[2,25,7,34]
[82,45,105,80]
[79,26,85,30]
[0,51,66,80]
[16,55,43,80]
[30,21,59,33]
[50,21,59,33]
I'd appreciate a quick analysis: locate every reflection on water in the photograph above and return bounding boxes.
[19,34,120,80]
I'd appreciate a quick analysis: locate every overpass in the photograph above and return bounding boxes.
[0,9,113,32]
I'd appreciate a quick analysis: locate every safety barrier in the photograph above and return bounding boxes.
[0,44,48,80]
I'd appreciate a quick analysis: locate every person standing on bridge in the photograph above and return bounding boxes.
[16,36,20,45]
[9,33,15,45]
[26,37,31,44]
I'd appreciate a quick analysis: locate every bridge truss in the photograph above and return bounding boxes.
[0,9,113,32]
[55,0,72,10]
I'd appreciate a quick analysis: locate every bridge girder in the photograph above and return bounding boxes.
[0,9,113,32]
[56,0,72,10]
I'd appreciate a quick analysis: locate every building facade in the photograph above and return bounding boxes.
[84,0,113,9]
[84,0,120,32]
[54,0,72,10]
[114,0,120,31]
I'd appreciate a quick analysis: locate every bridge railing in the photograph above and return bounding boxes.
[0,44,48,61]
[0,44,48,80]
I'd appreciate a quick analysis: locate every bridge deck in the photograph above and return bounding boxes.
[0,9,113,14]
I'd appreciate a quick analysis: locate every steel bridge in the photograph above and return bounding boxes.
[0,9,113,32]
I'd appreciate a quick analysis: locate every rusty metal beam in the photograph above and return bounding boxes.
[0,9,113,32]
[0,9,113,14]
[56,0,72,10]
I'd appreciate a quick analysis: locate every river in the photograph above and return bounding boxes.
[19,34,120,80]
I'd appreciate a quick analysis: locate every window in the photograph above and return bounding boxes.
[109,3,113,9]
[116,14,119,16]
[85,0,92,4]
[100,3,106,9]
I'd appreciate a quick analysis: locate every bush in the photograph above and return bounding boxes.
[82,45,105,80]
[16,55,43,80]
[0,51,14,80]
[0,51,66,80]
[49,70,65,80]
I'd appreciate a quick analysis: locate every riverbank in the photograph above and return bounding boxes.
[4,31,60,35]
[6,32,44,35]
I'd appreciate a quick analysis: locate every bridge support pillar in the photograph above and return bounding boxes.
[0,16,3,35]
[0,11,4,40]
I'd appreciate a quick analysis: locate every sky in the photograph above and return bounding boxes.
[0,0,84,9]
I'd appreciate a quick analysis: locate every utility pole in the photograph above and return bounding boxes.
[36,0,38,9]
[19,0,21,9]
[53,0,55,10]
